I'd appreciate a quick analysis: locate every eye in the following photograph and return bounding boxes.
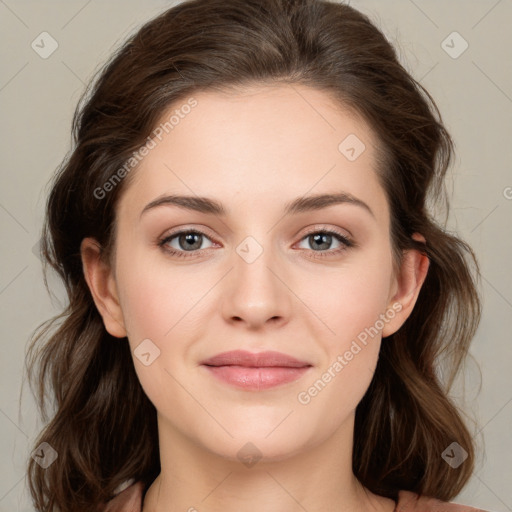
[158,229,215,258]
[295,228,354,258]
[158,226,355,259]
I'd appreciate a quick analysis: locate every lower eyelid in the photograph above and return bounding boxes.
[159,228,353,255]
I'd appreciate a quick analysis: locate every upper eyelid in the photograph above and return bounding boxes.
[161,227,218,244]
[160,225,353,247]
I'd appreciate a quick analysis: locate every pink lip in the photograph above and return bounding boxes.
[201,350,312,391]
[201,350,310,368]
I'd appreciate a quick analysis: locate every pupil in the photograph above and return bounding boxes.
[312,233,331,250]
[182,233,201,250]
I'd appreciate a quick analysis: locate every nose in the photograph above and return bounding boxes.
[220,237,293,330]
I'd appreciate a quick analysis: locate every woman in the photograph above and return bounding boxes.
[25,0,488,511]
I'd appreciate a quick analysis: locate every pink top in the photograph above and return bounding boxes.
[101,479,491,512]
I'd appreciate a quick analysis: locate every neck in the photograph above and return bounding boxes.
[142,413,396,512]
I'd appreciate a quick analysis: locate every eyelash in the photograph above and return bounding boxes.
[157,227,355,260]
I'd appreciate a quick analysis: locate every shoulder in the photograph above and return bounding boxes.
[396,489,492,512]
[100,479,146,512]
[99,483,494,512]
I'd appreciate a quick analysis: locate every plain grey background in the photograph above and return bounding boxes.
[1,1,511,510]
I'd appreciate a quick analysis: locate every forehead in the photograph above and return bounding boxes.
[118,83,388,222]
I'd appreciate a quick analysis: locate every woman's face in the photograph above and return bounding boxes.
[91,84,416,462]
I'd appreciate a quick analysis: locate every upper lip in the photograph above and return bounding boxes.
[201,350,311,368]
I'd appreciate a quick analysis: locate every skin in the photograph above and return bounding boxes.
[81,83,429,512]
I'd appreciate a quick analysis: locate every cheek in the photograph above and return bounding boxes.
[114,246,214,403]
[296,262,392,428]
[313,247,395,346]
[115,242,196,341]
[114,252,195,408]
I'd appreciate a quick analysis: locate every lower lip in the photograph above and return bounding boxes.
[202,365,311,390]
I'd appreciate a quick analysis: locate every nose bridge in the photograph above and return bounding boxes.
[223,229,291,326]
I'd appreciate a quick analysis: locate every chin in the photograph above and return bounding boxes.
[210,435,311,466]
[191,418,316,465]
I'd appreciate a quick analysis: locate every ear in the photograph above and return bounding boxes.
[80,237,127,338]
[382,233,430,338]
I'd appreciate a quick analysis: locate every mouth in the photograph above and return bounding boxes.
[200,350,312,391]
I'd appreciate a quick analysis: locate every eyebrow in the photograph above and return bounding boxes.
[139,191,375,219]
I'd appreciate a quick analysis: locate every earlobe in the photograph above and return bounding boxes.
[80,238,127,338]
[382,233,430,338]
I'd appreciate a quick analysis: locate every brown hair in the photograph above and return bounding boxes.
[24,0,482,510]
